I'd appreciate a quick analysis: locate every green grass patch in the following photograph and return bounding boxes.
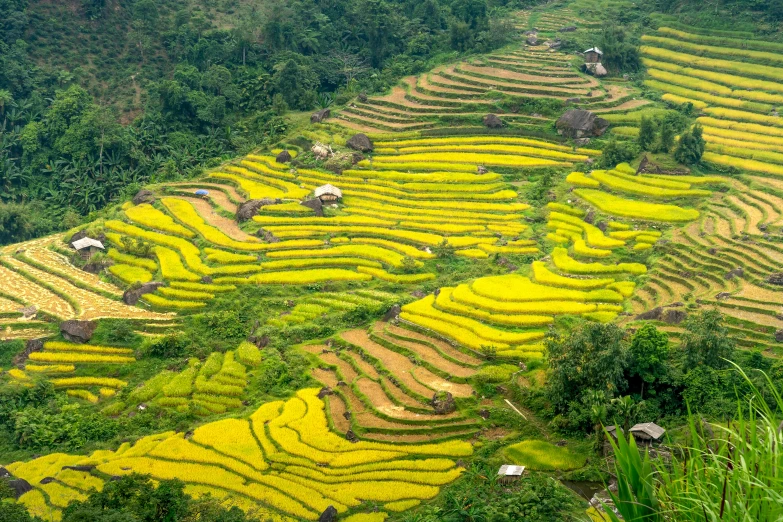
[505,440,587,471]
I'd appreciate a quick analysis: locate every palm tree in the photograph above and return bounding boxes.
[0,90,12,116]
[612,395,644,435]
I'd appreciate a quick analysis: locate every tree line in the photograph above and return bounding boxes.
[0,0,531,245]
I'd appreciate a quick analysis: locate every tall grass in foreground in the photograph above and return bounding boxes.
[604,364,783,522]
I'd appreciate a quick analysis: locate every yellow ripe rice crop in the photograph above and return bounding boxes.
[435,288,554,327]
[641,34,783,66]
[386,500,421,511]
[698,117,783,138]
[703,126,783,148]
[452,284,603,315]
[456,248,489,258]
[210,172,287,199]
[547,202,585,216]
[664,94,721,111]
[161,198,264,251]
[100,388,117,397]
[643,58,783,96]
[702,152,783,176]
[373,136,600,154]
[601,108,674,123]
[655,26,783,53]
[636,234,659,243]
[646,80,771,112]
[477,244,539,255]
[261,257,382,270]
[143,294,207,309]
[400,221,485,233]
[566,172,600,188]
[262,201,312,214]
[640,46,783,84]
[549,211,625,249]
[52,377,128,389]
[647,67,732,95]
[651,69,783,105]
[469,273,624,303]
[107,248,158,270]
[29,352,135,364]
[263,225,443,246]
[704,107,783,127]
[124,204,196,238]
[219,269,372,285]
[7,369,28,380]
[573,239,612,258]
[204,248,257,264]
[25,364,75,374]
[347,199,522,222]
[607,281,636,297]
[531,261,614,289]
[705,143,783,165]
[169,282,236,292]
[401,301,536,350]
[109,264,153,284]
[342,168,501,183]
[446,236,497,247]
[369,152,573,167]
[552,247,647,275]
[66,389,99,403]
[634,243,653,250]
[253,215,394,227]
[349,238,435,259]
[703,134,783,153]
[44,341,134,355]
[590,170,710,198]
[607,170,693,190]
[227,164,310,198]
[105,221,212,274]
[574,189,700,222]
[546,233,570,244]
[356,266,436,283]
[266,245,412,268]
[157,287,215,300]
[344,192,529,212]
[154,246,201,281]
[382,144,590,162]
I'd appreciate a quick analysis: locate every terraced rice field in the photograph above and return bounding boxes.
[7,389,471,521]
[640,26,783,178]
[305,322,480,443]
[333,39,645,134]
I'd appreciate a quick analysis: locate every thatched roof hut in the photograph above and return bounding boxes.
[315,184,342,202]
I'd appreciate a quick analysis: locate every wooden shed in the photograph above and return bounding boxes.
[497,464,525,484]
[71,237,104,259]
[315,184,342,203]
[630,422,666,447]
[584,47,603,64]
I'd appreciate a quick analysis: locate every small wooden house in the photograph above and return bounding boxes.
[497,464,525,484]
[71,237,104,259]
[630,422,666,447]
[584,47,603,64]
[315,184,342,203]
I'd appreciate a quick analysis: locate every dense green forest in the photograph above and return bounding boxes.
[0,0,524,244]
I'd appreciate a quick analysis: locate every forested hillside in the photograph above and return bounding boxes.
[2,0,783,521]
[0,0,518,243]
